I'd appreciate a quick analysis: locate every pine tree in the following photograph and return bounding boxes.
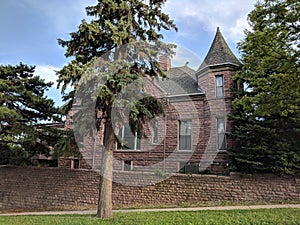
[57,0,177,218]
[229,0,300,176]
[0,63,60,165]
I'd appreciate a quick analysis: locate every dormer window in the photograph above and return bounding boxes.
[216,75,224,97]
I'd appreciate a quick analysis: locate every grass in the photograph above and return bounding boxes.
[113,200,300,210]
[1,208,300,225]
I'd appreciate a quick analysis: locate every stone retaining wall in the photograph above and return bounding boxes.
[0,166,299,212]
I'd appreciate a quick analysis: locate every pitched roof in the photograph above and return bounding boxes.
[156,66,204,96]
[198,27,240,71]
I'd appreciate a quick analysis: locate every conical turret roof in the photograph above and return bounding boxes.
[198,27,240,72]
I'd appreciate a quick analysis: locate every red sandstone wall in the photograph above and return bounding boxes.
[0,166,299,213]
[63,65,238,173]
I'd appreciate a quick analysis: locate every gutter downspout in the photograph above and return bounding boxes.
[163,114,166,172]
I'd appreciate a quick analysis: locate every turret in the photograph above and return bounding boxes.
[197,27,241,99]
[196,27,241,173]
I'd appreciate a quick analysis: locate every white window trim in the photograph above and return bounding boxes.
[178,120,193,151]
[151,119,159,144]
[216,117,227,151]
[117,125,141,151]
[123,160,133,171]
[215,75,224,98]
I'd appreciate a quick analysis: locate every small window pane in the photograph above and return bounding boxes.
[74,159,80,169]
[216,76,223,86]
[124,161,132,171]
[180,121,192,135]
[123,124,135,149]
[136,132,141,150]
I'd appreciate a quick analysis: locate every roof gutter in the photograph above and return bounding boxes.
[166,92,205,98]
[196,62,241,76]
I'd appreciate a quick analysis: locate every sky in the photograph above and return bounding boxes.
[0,0,257,106]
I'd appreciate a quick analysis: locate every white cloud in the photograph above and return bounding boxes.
[34,65,60,85]
[33,64,65,106]
[164,0,256,42]
[172,46,202,70]
[18,0,254,42]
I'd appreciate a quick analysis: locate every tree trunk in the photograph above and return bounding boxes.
[96,119,115,218]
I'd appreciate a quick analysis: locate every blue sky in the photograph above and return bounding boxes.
[0,0,256,106]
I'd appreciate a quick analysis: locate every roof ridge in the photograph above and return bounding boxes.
[170,65,193,70]
[176,65,196,76]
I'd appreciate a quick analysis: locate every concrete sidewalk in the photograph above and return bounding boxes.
[1,204,300,216]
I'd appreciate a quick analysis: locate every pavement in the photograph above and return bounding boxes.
[1,204,300,216]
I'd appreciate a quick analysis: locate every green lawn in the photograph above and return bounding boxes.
[1,208,300,225]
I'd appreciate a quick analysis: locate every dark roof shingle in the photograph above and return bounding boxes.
[198,27,240,71]
[156,66,204,96]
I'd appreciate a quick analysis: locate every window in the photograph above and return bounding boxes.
[123,161,132,171]
[151,119,158,144]
[217,118,226,150]
[233,80,238,90]
[74,159,80,169]
[179,120,192,150]
[179,162,198,174]
[67,115,73,126]
[70,159,80,169]
[118,124,141,150]
[216,75,224,97]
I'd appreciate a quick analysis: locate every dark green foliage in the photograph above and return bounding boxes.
[51,129,82,159]
[57,0,177,146]
[57,0,177,95]
[229,0,300,176]
[58,0,177,62]
[57,0,177,218]
[0,63,61,165]
[129,96,165,135]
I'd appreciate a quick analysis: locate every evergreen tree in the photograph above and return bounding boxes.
[52,129,82,160]
[57,0,177,218]
[229,0,300,176]
[0,63,61,165]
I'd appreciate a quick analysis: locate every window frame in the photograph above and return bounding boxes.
[117,124,141,150]
[217,117,227,151]
[178,162,199,174]
[215,75,224,97]
[178,120,192,151]
[123,160,133,171]
[151,119,159,144]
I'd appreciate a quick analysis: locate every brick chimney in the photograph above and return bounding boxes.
[159,54,171,71]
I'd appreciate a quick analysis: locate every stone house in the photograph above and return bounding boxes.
[62,27,240,174]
